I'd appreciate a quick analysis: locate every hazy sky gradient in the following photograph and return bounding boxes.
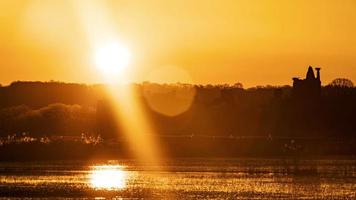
[0,0,355,87]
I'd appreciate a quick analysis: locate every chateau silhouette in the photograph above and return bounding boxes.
[293,66,321,99]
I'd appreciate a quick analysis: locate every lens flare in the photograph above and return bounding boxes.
[144,65,196,116]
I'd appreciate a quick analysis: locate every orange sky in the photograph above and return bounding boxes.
[0,0,355,87]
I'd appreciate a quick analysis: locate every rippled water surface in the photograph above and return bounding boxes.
[0,158,355,199]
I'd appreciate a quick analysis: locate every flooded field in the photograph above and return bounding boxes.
[0,158,355,199]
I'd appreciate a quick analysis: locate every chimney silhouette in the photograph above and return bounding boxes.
[315,67,321,81]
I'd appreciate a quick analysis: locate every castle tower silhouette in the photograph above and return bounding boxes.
[292,66,321,98]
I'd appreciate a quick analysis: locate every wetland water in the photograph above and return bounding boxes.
[0,158,355,199]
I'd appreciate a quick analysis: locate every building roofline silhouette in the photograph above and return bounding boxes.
[292,66,321,98]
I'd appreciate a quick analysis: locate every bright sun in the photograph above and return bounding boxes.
[95,41,131,77]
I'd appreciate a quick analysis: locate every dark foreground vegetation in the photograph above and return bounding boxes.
[0,134,355,161]
[0,80,355,160]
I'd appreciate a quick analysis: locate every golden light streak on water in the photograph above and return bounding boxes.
[90,165,127,190]
[0,160,355,198]
[71,0,164,166]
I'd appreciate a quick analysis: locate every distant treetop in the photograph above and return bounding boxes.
[328,78,354,88]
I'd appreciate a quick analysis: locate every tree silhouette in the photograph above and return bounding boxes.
[329,78,354,88]
[232,82,243,89]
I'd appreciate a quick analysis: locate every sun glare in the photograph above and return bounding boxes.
[76,0,164,168]
[95,41,131,77]
[90,165,127,190]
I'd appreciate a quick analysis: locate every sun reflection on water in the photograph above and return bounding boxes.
[90,165,127,190]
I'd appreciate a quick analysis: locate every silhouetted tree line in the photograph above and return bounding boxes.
[0,104,96,136]
[0,81,104,108]
[0,80,355,139]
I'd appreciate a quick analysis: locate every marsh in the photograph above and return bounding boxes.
[0,158,355,199]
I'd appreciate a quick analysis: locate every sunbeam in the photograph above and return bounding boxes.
[72,0,164,166]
